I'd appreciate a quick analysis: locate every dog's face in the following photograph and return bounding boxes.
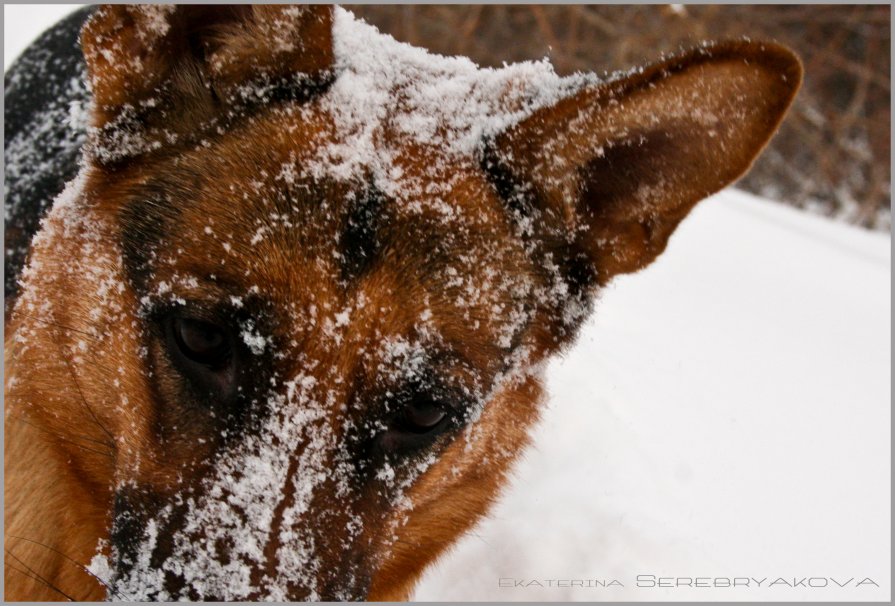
[92,106,550,600]
[5,5,801,601]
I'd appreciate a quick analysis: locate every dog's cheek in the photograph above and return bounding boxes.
[21,203,127,383]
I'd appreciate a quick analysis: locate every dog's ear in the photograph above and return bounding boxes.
[488,41,801,285]
[81,5,334,157]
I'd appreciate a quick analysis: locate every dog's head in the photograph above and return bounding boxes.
[7,5,800,600]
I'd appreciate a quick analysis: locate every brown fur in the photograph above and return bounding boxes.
[5,5,801,601]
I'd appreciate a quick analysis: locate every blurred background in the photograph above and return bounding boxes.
[346,4,891,231]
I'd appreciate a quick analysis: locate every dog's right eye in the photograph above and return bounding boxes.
[172,317,232,368]
[164,314,240,402]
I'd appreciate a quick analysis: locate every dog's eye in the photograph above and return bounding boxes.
[164,314,240,403]
[401,399,447,432]
[377,396,453,456]
[172,317,232,368]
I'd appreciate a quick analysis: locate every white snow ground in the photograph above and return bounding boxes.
[4,5,87,70]
[5,6,891,603]
[414,188,890,602]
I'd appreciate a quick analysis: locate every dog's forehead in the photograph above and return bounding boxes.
[122,106,537,361]
[161,119,510,267]
[140,88,521,265]
[117,6,591,305]
[111,5,592,396]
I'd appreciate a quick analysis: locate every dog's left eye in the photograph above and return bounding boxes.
[377,396,454,456]
[400,399,447,433]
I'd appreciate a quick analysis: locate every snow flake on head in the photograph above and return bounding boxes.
[64,7,593,602]
[303,7,596,190]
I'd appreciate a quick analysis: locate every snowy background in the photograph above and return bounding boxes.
[4,5,890,602]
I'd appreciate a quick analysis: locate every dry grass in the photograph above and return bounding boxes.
[346,4,891,231]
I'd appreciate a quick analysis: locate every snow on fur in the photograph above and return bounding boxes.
[76,8,596,600]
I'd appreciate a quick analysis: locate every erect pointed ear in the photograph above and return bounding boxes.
[80,4,334,160]
[488,41,802,285]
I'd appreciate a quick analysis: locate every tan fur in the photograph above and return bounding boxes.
[5,5,801,601]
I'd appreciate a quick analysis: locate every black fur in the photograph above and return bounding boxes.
[340,186,384,283]
[4,6,94,307]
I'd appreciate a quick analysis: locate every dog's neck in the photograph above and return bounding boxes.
[4,368,109,601]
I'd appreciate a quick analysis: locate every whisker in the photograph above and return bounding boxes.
[4,563,73,599]
[5,548,77,601]
[14,312,100,341]
[8,535,130,601]
[56,340,118,448]
[9,409,115,449]
[8,414,115,459]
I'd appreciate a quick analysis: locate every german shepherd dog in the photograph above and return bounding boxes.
[4,5,801,601]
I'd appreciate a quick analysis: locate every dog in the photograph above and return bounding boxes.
[4,5,801,601]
